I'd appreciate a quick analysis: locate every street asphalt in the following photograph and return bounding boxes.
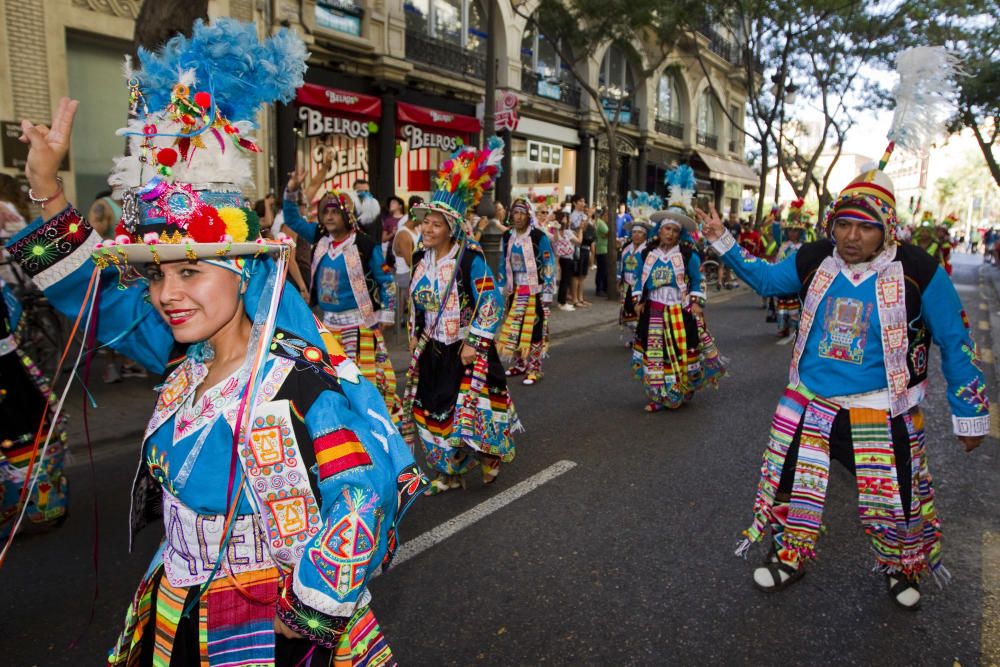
[3,254,998,666]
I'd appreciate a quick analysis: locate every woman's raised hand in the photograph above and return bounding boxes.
[19,97,78,193]
[694,202,725,242]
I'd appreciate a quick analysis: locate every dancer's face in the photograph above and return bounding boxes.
[832,218,884,264]
[145,261,243,343]
[512,209,530,231]
[658,224,680,248]
[421,212,453,251]
[631,227,647,245]
[320,206,349,235]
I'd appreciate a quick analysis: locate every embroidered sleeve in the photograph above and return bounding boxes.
[5,207,171,374]
[281,195,319,244]
[278,387,402,647]
[369,244,395,324]
[687,252,706,300]
[495,234,509,293]
[537,233,556,300]
[467,254,502,341]
[714,231,802,297]
[631,252,646,298]
[923,268,990,435]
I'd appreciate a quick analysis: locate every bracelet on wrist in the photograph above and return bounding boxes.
[28,177,64,208]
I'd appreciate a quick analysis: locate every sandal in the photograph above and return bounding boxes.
[644,402,666,413]
[424,475,464,496]
[481,457,501,485]
[752,560,805,592]
[522,373,541,386]
[505,367,525,377]
[886,574,921,610]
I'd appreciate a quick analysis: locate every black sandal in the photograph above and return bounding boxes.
[753,560,805,592]
[886,575,921,611]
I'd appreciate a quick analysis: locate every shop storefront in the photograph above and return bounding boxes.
[293,83,382,193]
[509,116,579,209]
[394,101,481,199]
[694,150,758,214]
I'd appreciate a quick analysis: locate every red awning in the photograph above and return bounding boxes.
[295,83,381,119]
[396,101,480,133]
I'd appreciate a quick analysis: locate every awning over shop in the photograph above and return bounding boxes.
[295,83,381,118]
[396,102,481,134]
[695,150,758,187]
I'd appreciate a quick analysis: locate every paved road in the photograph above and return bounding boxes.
[3,254,999,665]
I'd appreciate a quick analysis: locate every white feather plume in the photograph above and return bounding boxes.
[122,54,134,82]
[888,46,962,153]
[107,116,255,198]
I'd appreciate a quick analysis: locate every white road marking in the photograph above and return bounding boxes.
[389,459,578,569]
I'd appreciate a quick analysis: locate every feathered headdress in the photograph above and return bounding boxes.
[626,191,663,223]
[98,19,308,266]
[651,165,697,232]
[825,46,960,246]
[411,136,505,233]
[783,198,809,229]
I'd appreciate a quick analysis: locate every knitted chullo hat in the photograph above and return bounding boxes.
[95,19,308,267]
[410,136,504,236]
[825,46,959,247]
[783,199,810,230]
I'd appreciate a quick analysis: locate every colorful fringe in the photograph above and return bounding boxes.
[109,563,391,666]
[632,303,702,408]
[497,286,536,360]
[776,296,800,333]
[737,385,946,580]
[329,325,403,424]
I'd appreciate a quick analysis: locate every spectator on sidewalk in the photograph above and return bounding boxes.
[392,195,423,324]
[594,208,610,297]
[553,210,578,311]
[615,202,633,240]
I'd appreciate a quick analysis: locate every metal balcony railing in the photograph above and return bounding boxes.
[405,29,485,80]
[521,68,582,108]
[729,139,738,153]
[697,132,719,149]
[655,119,685,139]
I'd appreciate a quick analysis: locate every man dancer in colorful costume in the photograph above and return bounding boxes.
[772,199,809,338]
[696,46,988,610]
[497,197,556,386]
[6,20,423,664]
[281,176,401,421]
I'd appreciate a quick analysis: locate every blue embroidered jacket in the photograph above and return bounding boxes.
[6,206,425,649]
[713,231,990,436]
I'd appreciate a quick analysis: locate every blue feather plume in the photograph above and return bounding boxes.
[136,18,307,124]
[665,164,696,191]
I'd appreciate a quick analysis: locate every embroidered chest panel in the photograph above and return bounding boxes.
[817,297,874,364]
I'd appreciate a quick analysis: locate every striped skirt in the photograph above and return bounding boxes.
[325,324,402,424]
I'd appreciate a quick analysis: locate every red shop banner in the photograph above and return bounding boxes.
[296,83,382,138]
[396,101,481,152]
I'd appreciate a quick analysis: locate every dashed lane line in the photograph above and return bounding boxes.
[388,460,578,570]
[980,320,991,331]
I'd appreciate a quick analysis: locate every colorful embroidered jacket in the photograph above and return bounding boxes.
[282,196,395,326]
[409,243,503,347]
[6,206,425,649]
[497,227,556,301]
[631,242,705,307]
[713,231,990,436]
[619,241,646,287]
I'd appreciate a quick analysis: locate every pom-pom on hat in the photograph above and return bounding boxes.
[411,136,505,234]
[95,18,308,266]
[783,198,810,230]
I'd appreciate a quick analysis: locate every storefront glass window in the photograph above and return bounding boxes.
[509,137,577,206]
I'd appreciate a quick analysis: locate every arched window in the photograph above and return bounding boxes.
[697,89,719,148]
[655,73,683,138]
[599,44,636,124]
[404,0,486,54]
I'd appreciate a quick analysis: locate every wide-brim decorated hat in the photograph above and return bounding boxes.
[650,208,697,233]
[411,136,504,234]
[97,18,308,265]
[626,218,652,233]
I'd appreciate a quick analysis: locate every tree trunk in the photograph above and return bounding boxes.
[604,133,620,300]
[755,142,770,225]
[964,110,1000,188]
[132,0,210,55]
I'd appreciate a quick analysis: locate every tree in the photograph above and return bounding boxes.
[922,0,1000,186]
[690,0,924,221]
[132,0,210,55]
[515,0,709,299]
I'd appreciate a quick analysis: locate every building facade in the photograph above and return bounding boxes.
[0,0,755,214]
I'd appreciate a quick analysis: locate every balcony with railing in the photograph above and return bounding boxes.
[697,132,719,150]
[405,29,485,80]
[521,68,582,108]
[695,22,741,65]
[655,119,685,140]
[729,139,738,153]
